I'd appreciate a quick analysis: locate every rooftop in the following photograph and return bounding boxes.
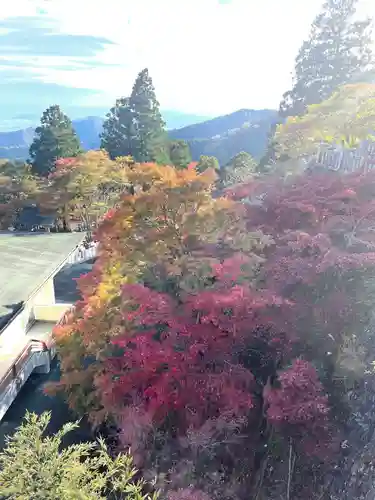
[0,232,84,331]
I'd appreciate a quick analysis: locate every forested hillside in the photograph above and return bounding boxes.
[0,109,277,164]
[170,108,277,141]
[0,118,100,160]
[171,109,277,164]
[0,127,34,160]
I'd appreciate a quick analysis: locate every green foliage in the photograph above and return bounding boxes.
[257,120,281,172]
[101,69,170,164]
[0,160,39,228]
[261,0,374,173]
[100,97,135,160]
[275,83,375,161]
[184,122,273,165]
[0,159,29,179]
[38,151,128,232]
[196,155,219,173]
[169,110,277,166]
[280,0,374,118]
[220,151,256,187]
[168,139,192,169]
[129,69,170,164]
[0,411,158,500]
[29,105,81,177]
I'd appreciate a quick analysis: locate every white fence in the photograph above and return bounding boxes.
[314,140,375,173]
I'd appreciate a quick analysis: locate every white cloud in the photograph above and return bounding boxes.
[1,0,375,114]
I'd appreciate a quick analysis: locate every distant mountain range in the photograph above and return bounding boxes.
[0,111,211,161]
[169,109,278,164]
[0,109,277,164]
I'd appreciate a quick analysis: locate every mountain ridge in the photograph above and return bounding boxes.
[0,108,277,163]
[170,108,277,140]
[170,108,278,164]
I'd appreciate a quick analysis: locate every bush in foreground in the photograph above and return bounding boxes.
[0,411,158,500]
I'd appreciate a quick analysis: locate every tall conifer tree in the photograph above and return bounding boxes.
[100,97,135,160]
[259,0,373,170]
[129,68,170,163]
[101,69,170,164]
[29,105,81,177]
[280,0,373,118]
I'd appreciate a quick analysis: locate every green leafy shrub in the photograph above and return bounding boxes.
[0,411,158,500]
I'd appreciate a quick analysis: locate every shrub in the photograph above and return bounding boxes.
[0,411,158,500]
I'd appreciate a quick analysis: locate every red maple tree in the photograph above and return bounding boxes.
[53,163,375,498]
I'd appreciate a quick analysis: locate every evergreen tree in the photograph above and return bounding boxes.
[101,69,169,164]
[259,0,373,170]
[29,105,81,177]
[169,139,192,169]
[257,122,280,172]
[100,97,136,160]
[280,0,373,118]
[0,411,158,499]
[220,151,256,188]
[129,68,170,164]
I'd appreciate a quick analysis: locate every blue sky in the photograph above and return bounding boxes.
[0,0,374,129]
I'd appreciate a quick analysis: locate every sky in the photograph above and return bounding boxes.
[0,0,374,129]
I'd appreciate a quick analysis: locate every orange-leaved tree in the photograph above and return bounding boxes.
[50,161,271,422]
[38,150,128,233]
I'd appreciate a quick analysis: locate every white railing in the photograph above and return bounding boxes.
[0,339,53,421]
[66,241,98,266]
[0,304,75,422]
[314,140,375,173]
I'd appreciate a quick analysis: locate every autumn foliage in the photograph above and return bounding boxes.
[51,158,375,498]
[37,150,128,231]
[275,83,375,160]
[0,160,39,228]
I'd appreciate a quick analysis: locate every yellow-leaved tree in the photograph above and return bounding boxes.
[38,150,128,233]
[275,83,375,161]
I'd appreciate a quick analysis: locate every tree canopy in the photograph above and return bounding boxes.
[196,155,219,174]
[168,139,192,169]
[280,0,374,118]
[38,132,375,496]
[37,150,128,232]
[220,151,257,187]
[260,0,374,171]
[29,105,81,177]
[275,83,375,161]
[0,160,39,228]
[100,69,169,164]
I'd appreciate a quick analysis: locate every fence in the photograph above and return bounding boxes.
[314,140,375,173]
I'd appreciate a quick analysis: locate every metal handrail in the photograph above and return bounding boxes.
[0,339,51,394]
[0,305,75,395]
[0,342,33,394]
